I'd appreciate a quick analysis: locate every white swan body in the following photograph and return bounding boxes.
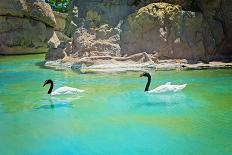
[140,72,187,94]
[43,79,85,96]
[147,82,187,94]
[51,86,85,96]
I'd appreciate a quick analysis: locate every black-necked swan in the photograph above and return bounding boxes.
[140,72,187,94]
[43,79,85,96]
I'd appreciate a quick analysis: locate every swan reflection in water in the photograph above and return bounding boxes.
[135,92,190,109]
[35,95,83,110]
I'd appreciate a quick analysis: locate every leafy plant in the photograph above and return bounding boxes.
[45,0,70,13]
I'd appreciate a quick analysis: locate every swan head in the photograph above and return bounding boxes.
[140,72,151,78]
[43,79,53,87]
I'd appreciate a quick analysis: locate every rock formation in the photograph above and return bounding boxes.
[120,3,212,60]
[46,22,158,68]
[0,0,59,55]
[45,0,232,71]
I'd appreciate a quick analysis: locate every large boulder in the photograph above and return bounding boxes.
[0,0,59,55]
[0,0,56,27]
[120,3,214,60]
[0,16,59,54]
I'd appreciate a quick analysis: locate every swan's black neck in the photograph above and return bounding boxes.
[47,81,53,94]
[144,74,151,92]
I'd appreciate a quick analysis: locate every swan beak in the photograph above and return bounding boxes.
[140,74,143,77]
[43,83,46,87]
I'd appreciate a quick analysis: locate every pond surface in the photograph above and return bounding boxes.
[0,54,231,155]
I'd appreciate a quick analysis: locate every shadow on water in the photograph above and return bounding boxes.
[134,93,188,109]
[34,95,82,111]
[135,101,179,108]
[35,103,71,111]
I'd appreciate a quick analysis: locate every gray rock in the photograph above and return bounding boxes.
[0,0,56,27]
[53,11,68,31]
[0,0,59,55]
[53,11,71,42]
[120,3,213,60]
[46,48,65,61]
[0,16,59,54]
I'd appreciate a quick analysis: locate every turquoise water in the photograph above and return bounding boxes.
[0,54,231,155]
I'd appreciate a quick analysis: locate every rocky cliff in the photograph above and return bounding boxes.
[0,0,59,55]
[46,0,231,71]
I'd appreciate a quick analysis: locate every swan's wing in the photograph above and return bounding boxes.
[147,85,170,94]
[172,84,187,92]
[51,86,85,96]
[75,88,85,93]
[60,86,85,93]
[147,84,187,94]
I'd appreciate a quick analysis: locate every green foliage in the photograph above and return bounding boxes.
[45,0,70,13]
